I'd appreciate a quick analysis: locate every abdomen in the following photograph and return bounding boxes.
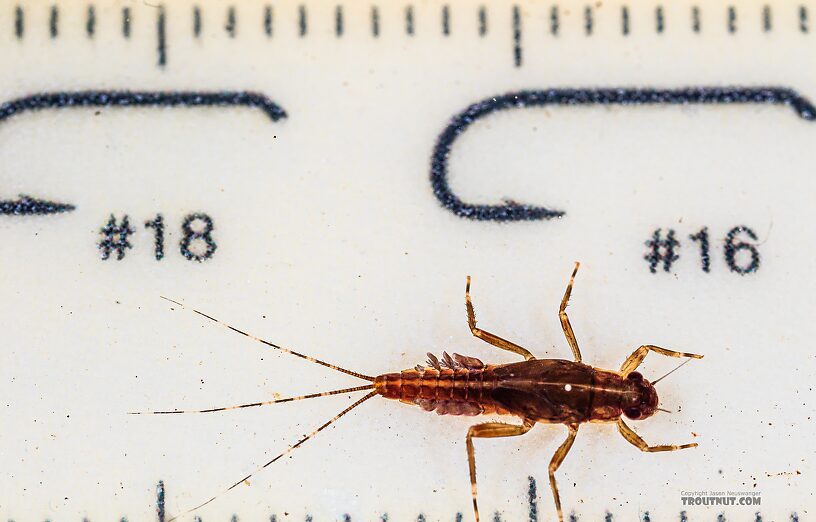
[374,366,508,416]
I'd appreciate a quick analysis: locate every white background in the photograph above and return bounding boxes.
[1,1,814,521]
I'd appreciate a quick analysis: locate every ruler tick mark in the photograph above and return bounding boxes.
[727,6,736,33]
[372,6,380,37]
[512,5,522,67]
[193,6,202,38]
[692,6,701,33]
[298,5,307,37]
[226,6,236,38]
[656,5,664,34]
[528,476,538,522]
[49,5,58,38]
[86,5,95,38]
[157,5,166,67]
[335,5,343,37]
[1,0,808,46]
[405,5,415,35]
[800,6,808,33]
[622,6,630,35]
[14,5,23,40]
[157,480,166,522]
[264,5,273,36]
[763,5,772,32]
[122,6,131,38]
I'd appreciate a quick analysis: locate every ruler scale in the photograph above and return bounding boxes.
[6,4,816,67]
[1,1,814,521]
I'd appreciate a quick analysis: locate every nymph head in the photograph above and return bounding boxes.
[622,371,658,420]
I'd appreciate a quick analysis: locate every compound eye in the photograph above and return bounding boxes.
[624,407,642,420]
[628,372,643,382]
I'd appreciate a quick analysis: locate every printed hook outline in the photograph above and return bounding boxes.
[430,86,816,222]
[0,90,287,124]
[0,90,287,215]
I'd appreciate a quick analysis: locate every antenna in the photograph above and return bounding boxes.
[652,357,694,385]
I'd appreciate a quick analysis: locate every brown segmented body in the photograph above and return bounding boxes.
[375,366,508,416]
[375,359,635,424]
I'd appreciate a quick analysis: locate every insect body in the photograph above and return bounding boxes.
[137,263,703,522]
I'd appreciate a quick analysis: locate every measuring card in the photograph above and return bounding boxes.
[1,0,813,521]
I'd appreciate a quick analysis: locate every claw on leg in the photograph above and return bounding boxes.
[617,418,698,452]
[558,262,583,362]
[466,420,534,522]
[548,424,579,522]
[620,344,704,376]
[465,276,535,361]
